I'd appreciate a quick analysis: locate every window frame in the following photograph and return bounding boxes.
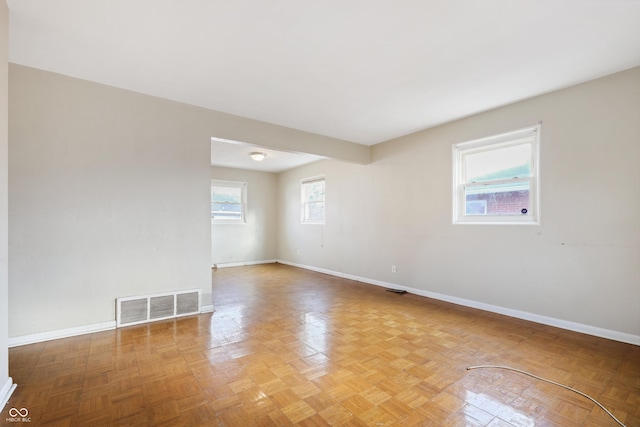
[301,175,326,225]
[452,124,541,225]
[211,179,247,224]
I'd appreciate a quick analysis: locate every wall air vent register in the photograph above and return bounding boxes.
[116,289,200,327]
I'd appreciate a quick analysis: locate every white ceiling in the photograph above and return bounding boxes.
[7,1,640,170]
[211,137,325,173]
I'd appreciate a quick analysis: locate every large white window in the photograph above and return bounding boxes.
[453,125,540,225]
[301,176,325,224]
[211,180,247,224]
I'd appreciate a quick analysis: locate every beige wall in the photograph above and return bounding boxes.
[7,60,639,343]
[1,0,11,406]
[9,65,213,337]
[278,67,640,340]
[211,166,277,265]
[8,64,368,340]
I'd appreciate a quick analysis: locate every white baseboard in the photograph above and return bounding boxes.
[8,306,216,348]
[8,321,116,348]
[213,259,276,269]
[200,305,215,313]
[9,303,216,348]
[407,288,640,346]
[9,262,637,347]
[0,377,16,411]
[277,260,640,346]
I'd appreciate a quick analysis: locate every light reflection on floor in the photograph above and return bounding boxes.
[464,390,535,427]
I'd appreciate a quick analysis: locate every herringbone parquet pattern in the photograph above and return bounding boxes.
[5,263,640,426]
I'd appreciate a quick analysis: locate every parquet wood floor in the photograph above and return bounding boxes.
[5,263,640,426]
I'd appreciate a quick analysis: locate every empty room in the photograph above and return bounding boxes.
[1,1,639,426]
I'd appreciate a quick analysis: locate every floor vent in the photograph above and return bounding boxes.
[116,289,200,327]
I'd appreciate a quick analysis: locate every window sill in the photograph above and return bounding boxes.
[453,218,540,226]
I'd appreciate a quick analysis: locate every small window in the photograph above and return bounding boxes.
[211,180,246,223]
[301,176,325,224]
[453,125,540,224]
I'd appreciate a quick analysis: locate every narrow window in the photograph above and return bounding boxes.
[301,176,325,224]
[211,180,247,223]
[453,125,540,224]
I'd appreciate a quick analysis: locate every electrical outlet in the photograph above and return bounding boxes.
[391,265,397,273]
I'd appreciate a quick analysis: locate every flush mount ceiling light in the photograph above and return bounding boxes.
[250,152,267,162]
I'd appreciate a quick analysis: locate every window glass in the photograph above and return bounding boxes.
[453,126,540,224]
[465,144,531,182]
[211,180,246,223]
[302,177,325,224]
[464,180,530,216]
